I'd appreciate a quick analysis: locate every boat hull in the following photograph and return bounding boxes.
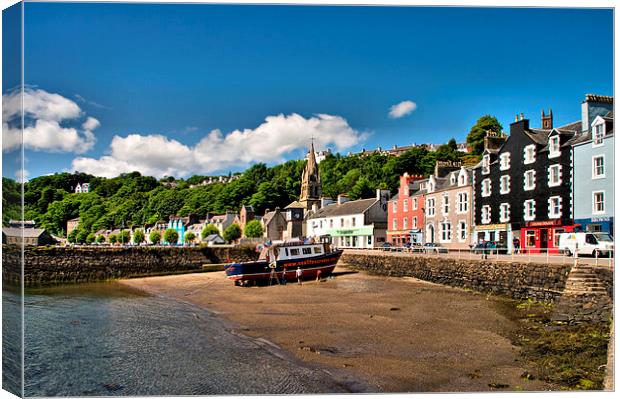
[224,250,343,283]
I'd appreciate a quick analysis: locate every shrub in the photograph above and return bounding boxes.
[118,230,131,244]
[184,232,196,244]
[223,224,242,242]
[201,224,220,239]
[96,234,106,244]
[133,229,145,245]
[149,231,161,245]
[244,220,264,238]
[164,229,179,245]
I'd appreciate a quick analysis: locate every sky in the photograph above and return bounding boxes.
[2,2,614,180]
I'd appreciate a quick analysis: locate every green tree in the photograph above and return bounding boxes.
[118,230,131,244]
[67,229,78,243]
[86,232,96,244]
[76,228,89,244]
[184,231,196,244]
[466,115,503,155]
[109,234,118,244]
[96,234,106,244]
[349,176,375,200]
[223,224,242,242]
[149,230,162,245]
[244,220,263,238]
[201,224,220,239]
[133,229,145,245]
[164,229,179,245]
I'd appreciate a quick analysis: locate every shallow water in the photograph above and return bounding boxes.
[3,282,353,396]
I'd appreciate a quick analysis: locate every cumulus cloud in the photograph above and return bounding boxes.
[71,113,366,178]
[388,100,417,119]
[2,88,99,153]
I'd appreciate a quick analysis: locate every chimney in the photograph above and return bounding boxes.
[320,197,335,207]
[541,109,553,129]
[312,204,318,213]
[582,94,614,132]
[482,129,507,153]
[510,116,530,136]
[376,189,390,205]
[337,194,349,205]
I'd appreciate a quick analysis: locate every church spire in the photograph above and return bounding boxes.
[299,139,322,210]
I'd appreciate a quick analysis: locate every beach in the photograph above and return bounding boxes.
[121,265,557,393]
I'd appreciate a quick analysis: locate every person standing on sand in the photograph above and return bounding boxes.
[296,267,302,285]
[281,267,287,285]
[316,270,322,282]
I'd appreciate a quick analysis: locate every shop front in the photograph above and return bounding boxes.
[573,216,614,237]
[520,220,575,254]
[328,226,384,249]
[388,229,424,246]
[473,223,512,253]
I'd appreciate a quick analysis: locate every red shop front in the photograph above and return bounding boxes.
[520,220,575,254]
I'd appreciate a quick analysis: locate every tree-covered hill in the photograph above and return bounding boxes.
[2,139,478,238]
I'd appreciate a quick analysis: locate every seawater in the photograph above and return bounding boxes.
[3,282,352,396]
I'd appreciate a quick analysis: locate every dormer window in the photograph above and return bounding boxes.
[593,123,605,146]
[499,153,510,171]
[428,181,435,192]
[549,136,560,158]
[524,145,536,164]
[450,174,456,185]
[458,171,467,186]
[482,154,490,175]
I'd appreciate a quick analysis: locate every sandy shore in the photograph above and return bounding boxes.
[121,265,556,393]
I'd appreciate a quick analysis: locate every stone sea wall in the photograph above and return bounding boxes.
[2,245,258,286]
[341,252,572,301]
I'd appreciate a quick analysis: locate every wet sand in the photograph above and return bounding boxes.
[121,265,557,393]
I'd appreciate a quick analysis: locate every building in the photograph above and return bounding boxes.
[208,212,238,236]
[144,220,168,243]
[166,214,200,244]
[8,220,36,228]
[473,106,585,254]
[66,217,80,236]
[421,163,474,249]
[2,227,57,246]
[304,148,332,163]
[296,140,322,213]
[74,182,89,193]
[386,173,425,246]
[204,234,226,246]
[306,189,390,248]
[262,207,288,241]
[571,95,614,235]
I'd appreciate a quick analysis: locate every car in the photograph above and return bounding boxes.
[471,242,508,255]
[423,243,448,254]
[381,242,392,251]
[408,242,424,253]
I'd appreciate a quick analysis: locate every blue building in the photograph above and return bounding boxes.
[571,95,614,235]
[166,214,200,245]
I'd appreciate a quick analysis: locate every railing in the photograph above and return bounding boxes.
[340,246,614,267]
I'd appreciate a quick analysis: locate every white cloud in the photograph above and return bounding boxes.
[388,100,417,119]
[71,113,366,178]
[15,168,29,183]
[2,88,99,153]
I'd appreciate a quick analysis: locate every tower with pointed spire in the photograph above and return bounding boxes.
[299,140,322,211]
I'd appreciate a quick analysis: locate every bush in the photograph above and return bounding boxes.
[109,234,118,244]
[201,224,220,239]
[118,230,131,244]
[96,234,106,244]
[85,233,96,244]
[244,220,263,238]
[67,229,78,243]
[75,229,89,244]
[149,230,161,245]
[164,228,179,245]
[223,224,242,242]
[185,231,196,244]
[133,229,145,244]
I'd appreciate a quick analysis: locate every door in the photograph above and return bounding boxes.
[427,224,435,244]
[540,229,548,253]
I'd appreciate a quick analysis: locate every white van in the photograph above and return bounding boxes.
[558,232,614,257]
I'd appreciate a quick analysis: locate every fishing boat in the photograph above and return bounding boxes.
[224,240,343,286]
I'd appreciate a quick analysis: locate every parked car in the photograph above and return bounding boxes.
[408,242,424,253]
[558,232,614,257]
[423,243,448,254]
[381,242,392,251]
[471,241,507,255]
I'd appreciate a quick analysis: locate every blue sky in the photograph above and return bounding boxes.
[2,3,613,179]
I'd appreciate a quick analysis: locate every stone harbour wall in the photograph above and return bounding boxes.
[2,245,258,286]
[341,252,573,301]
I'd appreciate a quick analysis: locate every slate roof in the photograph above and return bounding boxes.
[285,201,305,209]
[204,234,225,242]
[3,228,48,238]
[307,198,376,219]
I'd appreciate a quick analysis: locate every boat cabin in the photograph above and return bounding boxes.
[259,242,326,262]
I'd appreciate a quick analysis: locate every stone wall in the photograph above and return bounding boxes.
[2,245,258,286]
[341,253,572,301]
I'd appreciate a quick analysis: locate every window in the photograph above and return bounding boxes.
[593,123,604,146]
[548,165,562,187]
[426,198,435,217]
[450,174,456,185]
[548,136,560,157]
[524,200,536,221]
[548,196,561,218]
[525,230,536,247]
[524,144,536,164]
[412,198,418,210]
[553,229,565,247]
[593,191,605,214]
[329,219,333,228]
[392,218,397,230]
[351,217,356,227]
[442,195,449,215]
[499,203,510,222]
[481,205,491,224]
[593,156,605,178]
[457,192,468,213]
[412,217,418,229]
[500,175,510,194]
[320,221,323,229]
[481,179,491,197]
[524,170,536,191]
[340,218,344,227]
[302,247,312,255]
[441,221,452,242]
[482,154,490,175]
[458,221,467,241]
[459,172,467,186]
[499,153,510,171]
[403,218,408,230]
[403,199,408,211]
[290,248,300,256]
[428,181,435,192]
[403,186,409,196]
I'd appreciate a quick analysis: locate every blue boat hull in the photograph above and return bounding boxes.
[224,250,343,283]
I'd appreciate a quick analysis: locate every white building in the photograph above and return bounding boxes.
[74,182,89,193]
[306,189,390,248]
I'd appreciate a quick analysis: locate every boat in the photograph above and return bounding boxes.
[224,240,343,286]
